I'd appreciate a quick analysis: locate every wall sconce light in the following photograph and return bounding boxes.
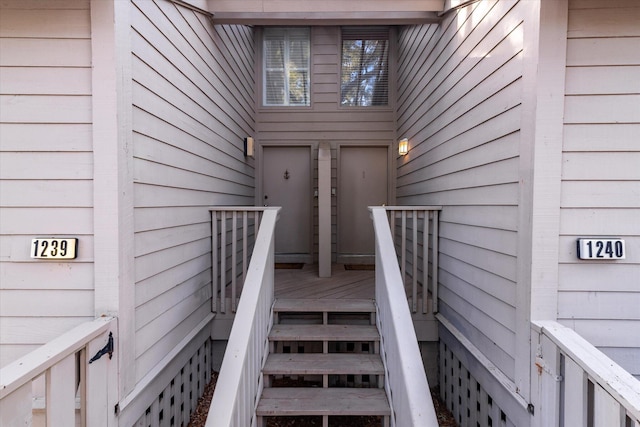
[244,137,254,158]
[398,138,409,156]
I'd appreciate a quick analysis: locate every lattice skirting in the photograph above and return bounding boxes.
[439,340,519,427]
[133,339,213,427]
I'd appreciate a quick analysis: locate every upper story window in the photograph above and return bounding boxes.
[341,27,389,107]
[263,27,310,106]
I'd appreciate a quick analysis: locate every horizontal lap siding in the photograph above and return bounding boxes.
[0,0,93,368]
[130,0,255,381]
[397,0,525,381]
[559,0,640,379]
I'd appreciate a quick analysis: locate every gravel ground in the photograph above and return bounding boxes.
[187,372,458,427]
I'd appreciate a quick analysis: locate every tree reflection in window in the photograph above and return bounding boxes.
[341,28,389,107]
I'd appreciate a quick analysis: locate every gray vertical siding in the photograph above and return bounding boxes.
[559,0,640,379]
[396,0,524,381]
[130,0,255,380]
[256,26,396,260]
[0,0,94,368]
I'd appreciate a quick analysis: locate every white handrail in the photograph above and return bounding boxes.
[370,207,439,427]
[205,207,280,427]
[533,320,640,427]
[0,316,117,427]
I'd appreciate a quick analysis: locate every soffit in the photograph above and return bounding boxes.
[205,0,445,25]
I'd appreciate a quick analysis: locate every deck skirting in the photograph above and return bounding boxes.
[118,315,215,427]
[438,316,529,427]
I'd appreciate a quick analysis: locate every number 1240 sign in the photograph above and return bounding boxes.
[577,238,625,260]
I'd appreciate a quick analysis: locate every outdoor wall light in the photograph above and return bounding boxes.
[244,137,254,158]
[398,138,409,156]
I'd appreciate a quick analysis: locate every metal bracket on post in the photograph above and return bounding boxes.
[535,356,563,382]
[89,332,114,364]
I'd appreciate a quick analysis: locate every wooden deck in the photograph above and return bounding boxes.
[274,264,375,300]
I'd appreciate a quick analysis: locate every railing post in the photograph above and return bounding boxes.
[85,318,119,427]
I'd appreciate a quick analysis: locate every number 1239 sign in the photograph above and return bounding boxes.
[31,238,78,259]
[577,238,625,260]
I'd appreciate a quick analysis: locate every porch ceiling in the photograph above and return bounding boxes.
[205,0,444,25]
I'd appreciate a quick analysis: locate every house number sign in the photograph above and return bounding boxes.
[31,238,78,259]
[577,238,625,260]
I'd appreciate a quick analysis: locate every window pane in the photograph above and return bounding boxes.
[263,28,310,106]
[266,70,285,105]
[289,69,309,105]
[341,29,389,107]
[265,39,284,69]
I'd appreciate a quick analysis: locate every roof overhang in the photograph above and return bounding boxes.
[202,0,445,25]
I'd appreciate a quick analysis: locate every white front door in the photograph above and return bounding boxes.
[262,146,312,263]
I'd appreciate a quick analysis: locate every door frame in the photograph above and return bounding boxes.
[336,143,394,264]
[258,143,315,263]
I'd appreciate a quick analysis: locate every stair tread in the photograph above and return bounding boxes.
[269,324,379,341]
[257,387,390,416]
[274,298,375,313]
[264,353,384,375]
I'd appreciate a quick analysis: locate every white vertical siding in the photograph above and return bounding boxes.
[559,0,640,379]
[0,0,93,368]
[130,0,256,380]
[256,26,396,259]
[396,0,525,381]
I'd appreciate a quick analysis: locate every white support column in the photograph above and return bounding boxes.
[318,142,332,277]
[516,0,568,404]
[91,0,135,404]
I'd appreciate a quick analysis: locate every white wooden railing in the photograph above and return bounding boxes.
[210,207,273,314]
[370,207,440,427]
[0,317,117,427]
[532,320,640,427]
[205,207,280,427]
[385,206,441,313]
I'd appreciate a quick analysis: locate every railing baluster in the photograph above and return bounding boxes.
[401,211,407,288]
[412,211,418,313]
[220,212,227,314]
[432,210,439,314]
[390,210,396,246]
[46,354,76,426]
[211,211,218,313]
[423,210,429,314]
[242,211,248,284]
[231,211,238,312]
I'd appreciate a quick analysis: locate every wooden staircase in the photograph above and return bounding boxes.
[256,298,391,427]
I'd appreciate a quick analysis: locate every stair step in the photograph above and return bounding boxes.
[256,388,390,417]
[264,353,384,375]
[274,298,375,313]
[269,324,379,342]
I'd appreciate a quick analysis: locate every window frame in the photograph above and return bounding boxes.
[262,27,311,107]
[340,27,391,108]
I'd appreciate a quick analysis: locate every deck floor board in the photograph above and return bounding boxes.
[275,264,375,300]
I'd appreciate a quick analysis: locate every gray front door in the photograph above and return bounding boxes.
[338,146,388,264]
[263,146,312,263]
